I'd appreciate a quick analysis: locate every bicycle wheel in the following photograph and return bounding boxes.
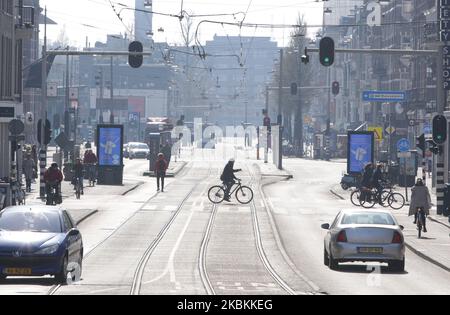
[208,186,225,204]
[380,190,391,208]
[350,190,361,207]
[76,183,81,200]
[417,220,422,239]
[360,192,376,209]
[389,193,405,210]
[235,186,254,205]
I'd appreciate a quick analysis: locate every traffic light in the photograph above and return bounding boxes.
[128,41,143,68]
[416,134,426,152]
[291,83,298,95]
[433,115,447,145]
[37,119,52,145]
[332,81,340,96]
[319,37,335,67]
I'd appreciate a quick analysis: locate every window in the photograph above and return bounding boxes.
[62,211,74,232]
[0,35,13,100]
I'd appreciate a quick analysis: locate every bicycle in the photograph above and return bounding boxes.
[416,208,426,239]
[208,180,254,205]
[46,182,61,206]
[86,164,97,187]
[359,187,405,210]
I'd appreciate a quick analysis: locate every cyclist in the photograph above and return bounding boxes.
[72,158,84,195]
[84,149,98,185]
[409,178,431,233]
[372,164,386,204]
[44,163,63,204]
[220,158,242,202]
[360,163,374,202]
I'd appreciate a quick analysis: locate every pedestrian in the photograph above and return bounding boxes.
[162,141,172,168]
[155,153,168,192]
[31,144,38,182]
[22,154,36,192]
[409,178,432,233]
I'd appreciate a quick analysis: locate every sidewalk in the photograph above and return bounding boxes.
[24,179,143,225]
[330,184,450,272]
[252,159,294,179]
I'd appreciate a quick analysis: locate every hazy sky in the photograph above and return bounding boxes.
[40,0,325,47]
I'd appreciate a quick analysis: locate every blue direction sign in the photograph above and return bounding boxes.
[397,138,410,153]
[362,91,407,103]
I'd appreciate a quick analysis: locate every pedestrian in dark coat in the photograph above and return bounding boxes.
[155,153,168,192]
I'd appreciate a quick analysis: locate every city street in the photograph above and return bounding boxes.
[0,149,449,295]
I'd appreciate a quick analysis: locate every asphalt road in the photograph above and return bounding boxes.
[264,159,450,295]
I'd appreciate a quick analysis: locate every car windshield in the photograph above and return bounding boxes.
[130,144,148,150]
[0,211,62,233]
[341,212,396,226]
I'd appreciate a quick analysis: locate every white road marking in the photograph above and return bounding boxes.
[144,211,195,286]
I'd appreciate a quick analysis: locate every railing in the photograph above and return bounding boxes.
[17,6,35,28]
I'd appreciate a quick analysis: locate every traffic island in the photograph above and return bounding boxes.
[143,161,187,178]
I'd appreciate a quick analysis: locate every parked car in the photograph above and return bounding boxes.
[128,142,150,159]
[322,209,405,272]
[0,206,83,284]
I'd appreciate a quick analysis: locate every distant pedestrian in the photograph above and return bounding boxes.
[155,153,168,192]
[409,178,432,233]
[22,154,36,192]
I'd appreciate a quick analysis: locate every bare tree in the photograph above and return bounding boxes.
[180,12,195,48]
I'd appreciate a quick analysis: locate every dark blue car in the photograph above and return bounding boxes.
[0,206,83,284]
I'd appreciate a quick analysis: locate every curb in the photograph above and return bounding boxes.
[121,182,145,196]
[405,243,450,273]
[330,187,345,200]
[75,209,99,226]
[143,161,187,178]
[428,216,450,230]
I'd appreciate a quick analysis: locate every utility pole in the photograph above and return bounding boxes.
[277,49,283,170]
[39,7,47,199]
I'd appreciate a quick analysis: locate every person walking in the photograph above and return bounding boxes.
[22,154,36,192]
[155,153,168,192]
[409,178,432,233]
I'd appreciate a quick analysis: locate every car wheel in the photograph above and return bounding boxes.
[341,183,349,190]
[328,250,339,270]
[324,247,330,266]
[55,254,69,285]
[389,258,405,272]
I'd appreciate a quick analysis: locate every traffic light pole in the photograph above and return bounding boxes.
[39,7,48,199]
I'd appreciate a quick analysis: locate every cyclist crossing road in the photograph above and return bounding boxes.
[221,159,242,202]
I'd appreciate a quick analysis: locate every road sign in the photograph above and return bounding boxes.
[385,126,396,135]
[397,138,410,152]
[362,91,407,103]
[368,126,383,141]
[8,119,25,135]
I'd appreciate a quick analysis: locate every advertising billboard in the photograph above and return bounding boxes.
[97,125,123,167]
[347,131,375,174]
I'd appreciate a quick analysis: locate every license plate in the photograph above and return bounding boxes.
[358,247,383,254]
[3,268,32,276]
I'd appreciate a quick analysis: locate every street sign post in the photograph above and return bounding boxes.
[397,138,411,153]
[362,91,407,102]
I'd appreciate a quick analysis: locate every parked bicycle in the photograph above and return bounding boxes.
[208,180,254,205]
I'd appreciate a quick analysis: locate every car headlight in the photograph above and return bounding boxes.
[35,244,60,255]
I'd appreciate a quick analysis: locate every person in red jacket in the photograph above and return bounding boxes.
[155,153,168,192]
[44,163,63,203]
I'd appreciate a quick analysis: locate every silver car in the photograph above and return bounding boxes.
[322,209,406,272]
